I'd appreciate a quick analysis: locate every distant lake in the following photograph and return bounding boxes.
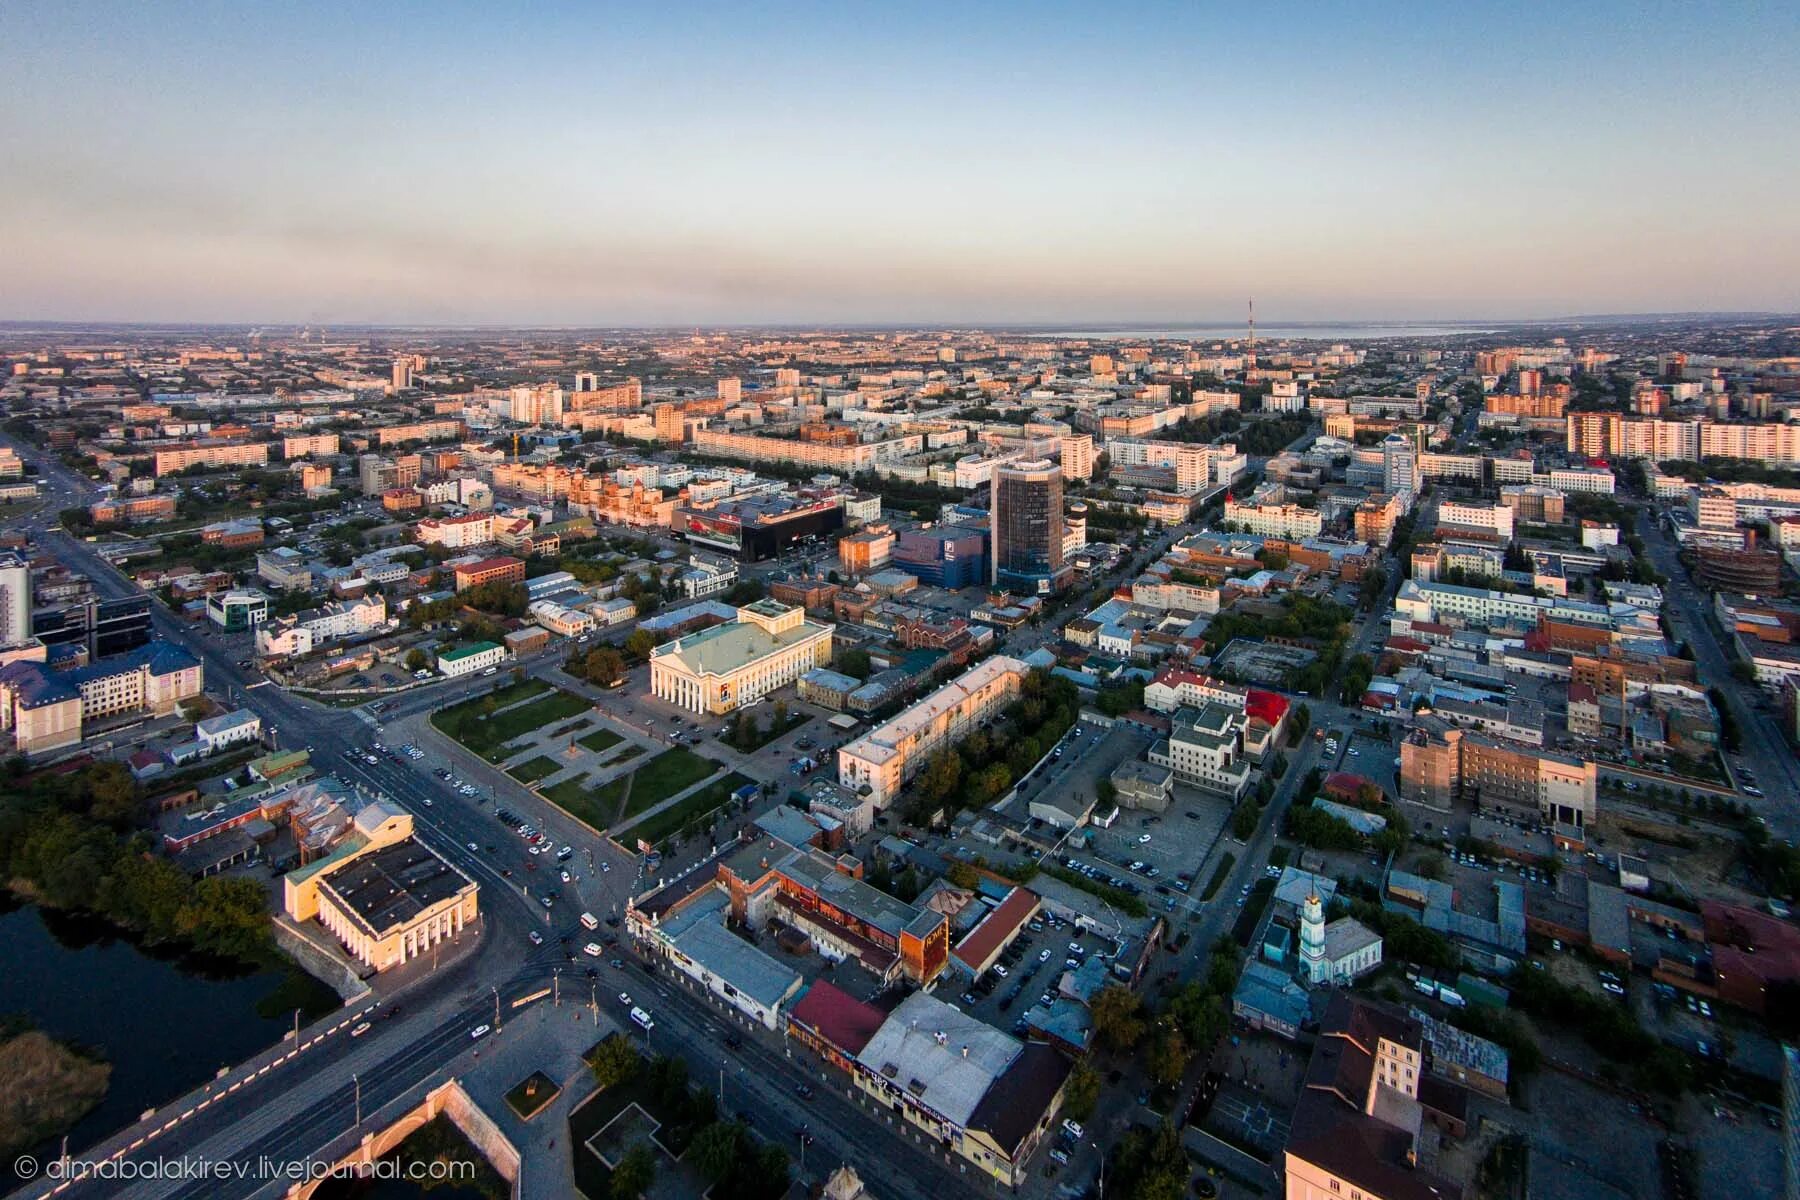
[1030,323,1498,342]
[0,895,340,1182]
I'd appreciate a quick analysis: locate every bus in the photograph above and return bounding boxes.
[580,911,599,931]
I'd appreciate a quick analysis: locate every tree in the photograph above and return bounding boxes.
[773,699,788,729]
[584,647,625,686]
[85,762,140,827]
[1090,986,1145,1051]
[946,861,980,889]
[480,695,498,718]
[1231,802,1259,840]
[839,648,873,681]
[624,629,656,660]
[589,1036,640,1089]
[1145,1022,1191,1089]
[1109,1121,1188,1200]
[688,1122,746,1183]
[1063,1061,1101,1121]
[404,648,429,672]
[610,1145,656,1200]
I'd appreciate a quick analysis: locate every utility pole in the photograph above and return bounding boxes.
[554,969,561,1007]
[492,985,501,1031]
[353,1073,362,1127]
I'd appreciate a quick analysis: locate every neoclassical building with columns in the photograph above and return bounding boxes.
[284,801,478,972]
[648,598,833,715]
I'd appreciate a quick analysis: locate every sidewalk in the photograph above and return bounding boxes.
[454,989,619,1198]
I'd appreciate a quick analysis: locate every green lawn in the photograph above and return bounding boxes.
[508,755,563,784]
[617,748,719,819]
[542,774,610,831]
[430,687,592,761]
[578,728,623,753]
[624,771,753,848]
[1201,852,1237,901]
[542,747,720,834]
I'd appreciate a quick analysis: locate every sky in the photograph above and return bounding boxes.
[3,0,1799,327]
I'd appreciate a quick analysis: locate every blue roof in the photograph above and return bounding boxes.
[0,639,198,710]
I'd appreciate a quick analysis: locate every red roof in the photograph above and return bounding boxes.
[1702,901,1800,1014]
[1324,772,1374,798]
[1568,683,1596,703]
[455,555,523,575]
[786,979,887,1056]
[952,887,1041,971]
[1245,689,1290,726]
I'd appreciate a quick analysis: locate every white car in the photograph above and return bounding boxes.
[1137,833,1152,844]
[617,992,633,1007]
[351,1021,372,1037]
[469,1024,491,1040]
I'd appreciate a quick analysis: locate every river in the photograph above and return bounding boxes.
[0,895,340,1178]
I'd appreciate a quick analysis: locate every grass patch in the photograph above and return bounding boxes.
[578,728,623,753]
[431,686,591,761]
[0,1026,110,1159]
[1200,852,1237,901]
[608,745,643,766]
[542,775,611,831]
[508,755,562,784]
[618,748,718,817]
[504,1071,562,1121]
[623,771,753,848]
[550,718,592,739]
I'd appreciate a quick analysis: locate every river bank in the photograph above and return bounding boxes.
[0,895,341,1184]
[0,1020,111,1160]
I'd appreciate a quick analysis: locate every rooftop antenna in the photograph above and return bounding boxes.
[1247,298,1257,372]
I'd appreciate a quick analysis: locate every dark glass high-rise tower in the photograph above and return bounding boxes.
[990,458,1064,593]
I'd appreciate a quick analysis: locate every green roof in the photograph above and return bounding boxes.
[439,640,501,663]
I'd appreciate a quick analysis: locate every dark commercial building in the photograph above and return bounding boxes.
[680,496,844,562]
[990,459,1068,594]
[891,526,988,589]
[34,594,154,659]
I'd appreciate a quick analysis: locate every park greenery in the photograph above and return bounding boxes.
[584,1038,789,1200]
[0,761,277,963]
[903,669,1080,822]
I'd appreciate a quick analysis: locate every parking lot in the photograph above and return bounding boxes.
[947,909,1117,1038]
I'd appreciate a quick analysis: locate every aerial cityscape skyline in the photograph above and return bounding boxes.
[5,2,1800,325]
[5,3,1800,1199]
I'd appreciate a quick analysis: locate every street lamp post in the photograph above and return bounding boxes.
[492,985,501,1032]
[353,1073,361,1128]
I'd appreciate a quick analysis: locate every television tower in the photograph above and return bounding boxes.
[1246,298,1257,372]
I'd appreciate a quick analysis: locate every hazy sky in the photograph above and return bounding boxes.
[4,0,1798,326]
